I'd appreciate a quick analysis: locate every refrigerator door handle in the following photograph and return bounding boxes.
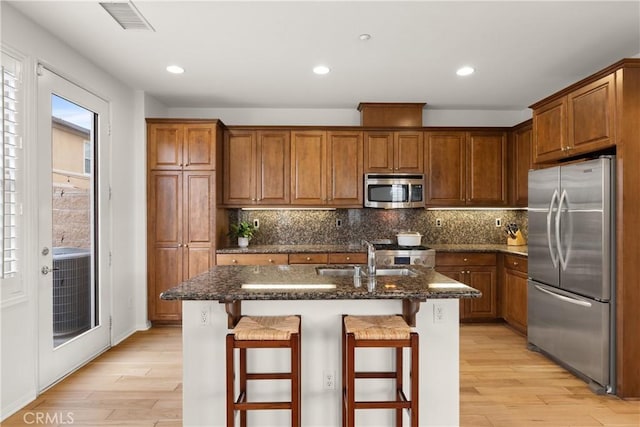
[547,189,560,268]
[555,189,568,271]
[534,284,592,308]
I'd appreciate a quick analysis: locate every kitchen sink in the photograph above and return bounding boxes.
[373,268,418,277]
[242,283,336,290]
[316,266,419,277]
[316,267,359,276]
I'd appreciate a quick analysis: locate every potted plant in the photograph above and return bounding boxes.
[228,221,256,248]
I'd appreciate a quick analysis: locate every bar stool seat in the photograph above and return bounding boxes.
[226,315,301,427]
[342,315,419,427]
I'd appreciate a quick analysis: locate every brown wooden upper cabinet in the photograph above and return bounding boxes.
[363,131,423,173]
[510,121,533,207]
[290,130,363,207]
[223,129,290,206]
[425,131,507,206]
[532,73,616,163]
[147,122,217,170]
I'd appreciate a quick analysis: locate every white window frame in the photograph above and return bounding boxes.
[1,47,24,301]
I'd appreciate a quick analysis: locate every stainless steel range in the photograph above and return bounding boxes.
[373,243,435,268]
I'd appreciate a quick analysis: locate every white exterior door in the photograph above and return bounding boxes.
[37,66,111,390]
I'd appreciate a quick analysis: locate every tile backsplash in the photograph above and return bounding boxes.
[231,208,528,246]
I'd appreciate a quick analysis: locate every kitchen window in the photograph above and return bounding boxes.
[84,140,91,174]
[1,49,23,299]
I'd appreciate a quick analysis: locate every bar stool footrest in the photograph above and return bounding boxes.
[354,401,412,410]
[355,371,398,379]
[235,401,293,411]
[246,372,292,380]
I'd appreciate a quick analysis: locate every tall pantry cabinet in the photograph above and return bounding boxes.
[146,119,223,323]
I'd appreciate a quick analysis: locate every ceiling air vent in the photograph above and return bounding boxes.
[99,1,155,31]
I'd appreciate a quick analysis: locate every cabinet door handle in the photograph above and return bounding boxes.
[306,257,311,261]
[232,259,237,264]
[513,261,519,266]
[268,259,274,263]
[463,258,468,262]
[467,270,471,274]
[178,244,182,247]
[346,256,350,261]
[184,244,189,248]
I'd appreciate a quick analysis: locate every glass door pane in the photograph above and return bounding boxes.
[51,95,98,348]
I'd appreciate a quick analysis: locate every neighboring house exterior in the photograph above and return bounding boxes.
[51,117,92,249]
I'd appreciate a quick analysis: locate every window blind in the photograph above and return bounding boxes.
[1,52,21,280]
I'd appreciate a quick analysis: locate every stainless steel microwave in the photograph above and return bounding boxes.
[364,173,425,208]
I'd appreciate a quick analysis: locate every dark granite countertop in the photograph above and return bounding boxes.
[217,243,527,256]
[217,244,365,254]
[428,244,528,256]
[160,264,481,301]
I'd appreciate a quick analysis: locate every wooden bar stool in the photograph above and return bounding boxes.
[226,315,301,427]
[342,315,419,427]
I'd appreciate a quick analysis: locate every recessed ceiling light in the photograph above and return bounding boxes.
[359,33,371,41]
[313,65,330,75]
[456,66,475,76]
[166,65,185,74]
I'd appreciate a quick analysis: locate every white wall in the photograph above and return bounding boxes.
[167,106,531,127]
[132,92,169,330]
[1,3,144,419]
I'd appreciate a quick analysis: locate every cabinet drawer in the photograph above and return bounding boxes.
[435,252,496,266]
[328,252,367,264]
[216,254,288,265]
[289,253,329,264]
[504,254,528,273]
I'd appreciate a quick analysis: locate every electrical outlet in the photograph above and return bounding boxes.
[253,219,260,229]
[323,370,335,390]
[200,306,209,326]
[336,219,342,228]
[495,218,502,227]
[436,218,443,227]
[433,304,445,323]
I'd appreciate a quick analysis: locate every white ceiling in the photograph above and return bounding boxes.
[8,1,640,111]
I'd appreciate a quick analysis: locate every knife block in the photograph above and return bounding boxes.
[507,230,526,246]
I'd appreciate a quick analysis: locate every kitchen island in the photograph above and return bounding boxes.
[161,264,480,427]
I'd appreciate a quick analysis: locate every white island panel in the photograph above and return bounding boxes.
[182,299,459,427]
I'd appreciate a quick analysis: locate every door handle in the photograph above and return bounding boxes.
[546,189,559,268]
[41,266,60,275]
[534,285,591,308]
[555,189,568,271]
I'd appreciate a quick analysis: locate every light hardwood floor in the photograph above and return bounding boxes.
[3,324,638,426]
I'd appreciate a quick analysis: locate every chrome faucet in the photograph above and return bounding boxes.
[361,239,376,277]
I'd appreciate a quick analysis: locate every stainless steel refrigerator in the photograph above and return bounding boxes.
[528,156,615,394]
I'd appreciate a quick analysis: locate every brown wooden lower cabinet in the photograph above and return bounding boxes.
[327,252,367,264]
[217,252,367,266]
[502,254,528,335]
[435,252,498,321]
[216,253,289,265]
[147,170,216,323]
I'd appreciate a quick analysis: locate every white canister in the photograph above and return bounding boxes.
[396,232,422,246]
